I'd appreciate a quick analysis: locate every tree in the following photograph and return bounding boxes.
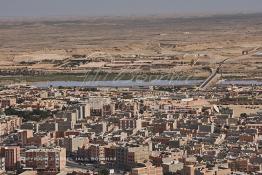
[5,107,50,122]
[240,113,248,118]
[98,168,109,175]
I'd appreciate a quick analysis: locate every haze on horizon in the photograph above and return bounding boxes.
[1,0,262,18]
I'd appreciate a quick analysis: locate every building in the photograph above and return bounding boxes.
[4,146,21,171]
[77,103,91,120]
[18,170,38,175]
[116,145,150,170]
[88,144,105,163]
[0,98,16,108]
[162,161,184,174]
[63,136,89,153]
[25,147,66,174]
[0,157,5,171]
[119,118,141,131]
[131,162,163,175]
[18,130,33,146]
[198,124,215,133]
[103,103,115,116]
[38,122,58,132]
[0,115,22,136]
[27,134,49,147]
[104,145,116,163]
[228,159,249,172]
[20,121,38,131]
[183,165,195,175]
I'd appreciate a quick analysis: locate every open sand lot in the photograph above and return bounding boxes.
[222,105,262,117]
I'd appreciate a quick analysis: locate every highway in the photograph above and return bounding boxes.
[198,47,259,90]
[198,58,228,90]
[199,68,218,90]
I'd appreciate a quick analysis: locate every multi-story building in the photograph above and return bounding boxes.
[0,98,16,108]
[183,165,195,175]
[27,134,49,147]
[88,144,105,163]
[228,159,249,172]
[18,130,33,146]
[76,103,91,120]
[63,136,89,153]
[25,147,66,174]
[0,147,4,172]
[4,146,21,171]
[0,115,22,136]
[119,118,141,131]
[0,157,5,172]
[131,162,163,175]
[103,103,115,116]
[116,145,150,170]
[104,145,116,163]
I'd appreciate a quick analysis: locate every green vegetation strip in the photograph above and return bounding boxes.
[0,72,205,83]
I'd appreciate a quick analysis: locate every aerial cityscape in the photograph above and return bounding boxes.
[0,1,262,175]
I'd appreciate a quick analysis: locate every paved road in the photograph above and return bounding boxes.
[66,159,123,175]
[66,160,96,170]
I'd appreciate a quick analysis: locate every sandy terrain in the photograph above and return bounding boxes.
[222,105,262,117]
[0,14,262,80]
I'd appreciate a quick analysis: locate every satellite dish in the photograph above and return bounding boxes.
[213,105,220,113]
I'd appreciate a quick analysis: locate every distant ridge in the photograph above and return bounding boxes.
[0,12,262,23]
